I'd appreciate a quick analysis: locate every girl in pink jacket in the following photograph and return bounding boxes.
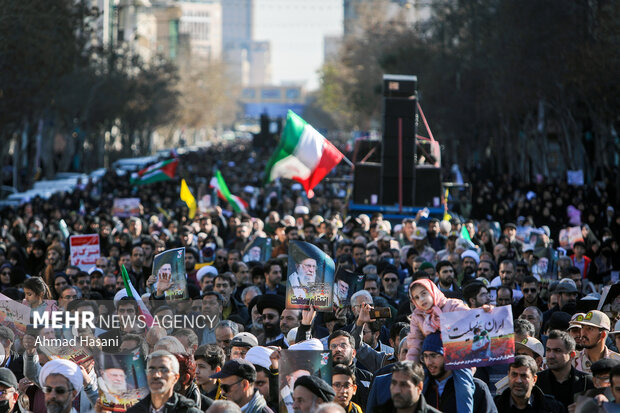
[406,278,475,413]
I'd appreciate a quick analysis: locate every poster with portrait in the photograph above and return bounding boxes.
[440,306,515,370]
[286,241,335,311]
[150,247,187,299]
[112,198,141,218]
[333,267,356,309]
[558,226,583,248]
[39,344,96,375]
[0,293,30,338]
[242,237,272,263]
[96,351,149,412]
[279,350,332,413]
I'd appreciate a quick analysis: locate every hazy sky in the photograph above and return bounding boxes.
[254,0,343,91]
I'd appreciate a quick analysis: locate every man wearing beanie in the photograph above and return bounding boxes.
[421,333,495,413]
[292,375,335,413]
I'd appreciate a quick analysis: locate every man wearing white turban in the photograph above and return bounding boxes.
[38,359,83,413]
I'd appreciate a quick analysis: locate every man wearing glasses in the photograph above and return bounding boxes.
[0,368,18,413]
[289,257,318,289]
[380,265,407,307]
[128,350,201,413]
[331,364,362,413]
[38,359,84,413]
[513,276,546,318]
[328,331,372,411]
[210,359,273,413]
[57,286,80,311]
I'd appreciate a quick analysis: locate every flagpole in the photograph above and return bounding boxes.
[341,156,354,169]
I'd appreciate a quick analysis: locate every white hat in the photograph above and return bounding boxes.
[287,327,298,345]
[611,320,620,335]
[196,266,218,283]
[288,338,324,351]
[411,227,427,241]
[245,346,274,371]
[113,289,128,308]
[461,250,480,265]
[294,205,310,215]
[39,359,83,396]
[515,337,544,358]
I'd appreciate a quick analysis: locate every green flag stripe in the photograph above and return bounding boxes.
[121,265,134,299]
[263,110,307,182]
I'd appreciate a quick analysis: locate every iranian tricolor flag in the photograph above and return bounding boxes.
[120,265,154,328]
[130,158,178,185]
[263,111,343,197]
[210,170,248,213]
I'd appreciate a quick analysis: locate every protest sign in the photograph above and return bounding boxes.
[40,343,96,375]
[0,293,30,337]
[279,350,332,413]
[96,351,149,412]
[112,198,141,218]
[70,234,100,270]
[242,237,272,263]
[440,306,515,370]
[286,240,335,311]
[151,247,187,299]
[558,226,583,248]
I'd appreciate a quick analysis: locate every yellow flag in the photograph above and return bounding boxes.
[180,179,197,219]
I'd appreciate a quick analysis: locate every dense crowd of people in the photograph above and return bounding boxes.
[0,141,619,413]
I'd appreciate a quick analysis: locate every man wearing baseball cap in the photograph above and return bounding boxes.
[0,368,18,413]
[515,336,545,370]
[574,310,620,374]
[568,313,585,350]
[210,359,272,413]
[229,333,259,360]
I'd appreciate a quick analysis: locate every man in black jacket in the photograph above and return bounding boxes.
[128,350,202,413]
[328,330,373,411]
[494,355,566,413]
[374,361,441,413]
[536,330,594,410]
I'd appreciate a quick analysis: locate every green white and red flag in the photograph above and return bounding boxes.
[210,170,248,213]
[130,158,178,185]
[120,265,154,328]
[263,110,344,197]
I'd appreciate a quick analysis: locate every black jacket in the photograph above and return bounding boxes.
[513,296,547,318]
[424,376,497,413]
[4,350,23,382]
[536,367,594,407]
[260,284,286,297]
[494,385,567,413]
[351,364,373,411]
[127,392,203,413]
[375,393,441,413]
[183,382,213,412]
